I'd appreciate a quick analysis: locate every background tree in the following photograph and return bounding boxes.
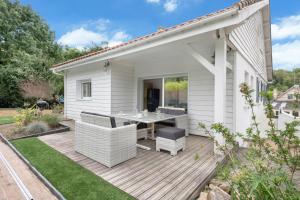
[0,0,62,107]
[0,0,104,107]
[270,68,300,92]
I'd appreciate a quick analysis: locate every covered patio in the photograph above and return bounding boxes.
[62,31,234,124]
[38,121,223,200]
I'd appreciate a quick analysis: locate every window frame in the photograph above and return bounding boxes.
[244,71,249,85]
[77,79,92,100]
[140,74,189,111]
[287,94,293,100]
[256,77,260,103]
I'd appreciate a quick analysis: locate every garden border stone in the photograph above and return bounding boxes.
[13,123,70,140]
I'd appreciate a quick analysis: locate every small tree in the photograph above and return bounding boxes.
[199,83,300,199]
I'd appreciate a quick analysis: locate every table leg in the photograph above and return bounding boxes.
[150,123,156,140]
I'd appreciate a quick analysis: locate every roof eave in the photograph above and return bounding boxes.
[52,7,239,72]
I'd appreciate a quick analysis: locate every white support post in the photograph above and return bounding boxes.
[214,35,227,154]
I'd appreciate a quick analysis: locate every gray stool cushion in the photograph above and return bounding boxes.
[157,127,185,140]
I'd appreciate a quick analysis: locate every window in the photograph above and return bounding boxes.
[164,76,188,110]
[250,76,254,89]
[82,81,91,98]
[260,81,263,101]
[256,77,260,103]
[288,94,293,100]
[77,79,92,100]
[244,71,249,85]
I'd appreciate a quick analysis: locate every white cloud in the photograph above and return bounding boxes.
[164,0,178,12]
[272,14,300,40]
[147,0,199,13]
[108,31,130,47]
[273,40,300,70]
[58,28,106,50]
[58,19,130,49]
[111,31,129,41]
[146,0,160,3]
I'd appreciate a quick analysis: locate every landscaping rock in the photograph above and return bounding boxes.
[219,182,231,193]
[208,185,231,200]
[207,190,216,200]
[209,184,217,190]
[198,192,208,200]
[210,178,223,186]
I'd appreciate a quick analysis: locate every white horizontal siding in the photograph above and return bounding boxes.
[229,11,267,81]
[188,68,214,136]
[226,69,234,130]
[65,63,111,120]
[111,65,135,114]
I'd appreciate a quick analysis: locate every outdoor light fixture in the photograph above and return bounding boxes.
[104,60,110,72]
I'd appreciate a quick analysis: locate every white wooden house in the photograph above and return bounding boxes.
[52,0,273,147]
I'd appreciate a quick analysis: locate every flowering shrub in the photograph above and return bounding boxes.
[199,83,300,199]
[14,108,37,127]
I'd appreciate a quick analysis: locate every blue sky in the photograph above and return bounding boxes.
[19,0,300,70]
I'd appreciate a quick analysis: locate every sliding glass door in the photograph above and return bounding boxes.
[142,75,188,111]
[164,76,188,110]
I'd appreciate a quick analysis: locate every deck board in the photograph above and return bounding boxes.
[39,129,222,200]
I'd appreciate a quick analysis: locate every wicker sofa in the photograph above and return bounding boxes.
[75,112,137,168]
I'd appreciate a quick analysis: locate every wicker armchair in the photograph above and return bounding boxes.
[75,112,137,168]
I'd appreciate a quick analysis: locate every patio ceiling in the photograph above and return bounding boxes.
[112,31,217,72]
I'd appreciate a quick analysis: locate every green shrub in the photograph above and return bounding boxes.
[26,121,49,134]
[41,114,61,128]
[52,104,64,114]
[199,83,300,199]
[15,108,37,127]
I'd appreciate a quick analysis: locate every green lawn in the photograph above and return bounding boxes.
[0,116,15,125]
[12,138,135,200]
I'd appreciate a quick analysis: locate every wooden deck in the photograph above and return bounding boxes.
[39,128,222,200]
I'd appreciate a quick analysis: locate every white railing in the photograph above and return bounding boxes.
[0,151,33,200]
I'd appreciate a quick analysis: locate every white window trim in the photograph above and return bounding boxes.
[77,79,92,101]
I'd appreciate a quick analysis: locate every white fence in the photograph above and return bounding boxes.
[277,111,300,138]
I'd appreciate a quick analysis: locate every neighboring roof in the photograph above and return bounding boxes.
[275,85,300,101]
[52,0,266,69]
